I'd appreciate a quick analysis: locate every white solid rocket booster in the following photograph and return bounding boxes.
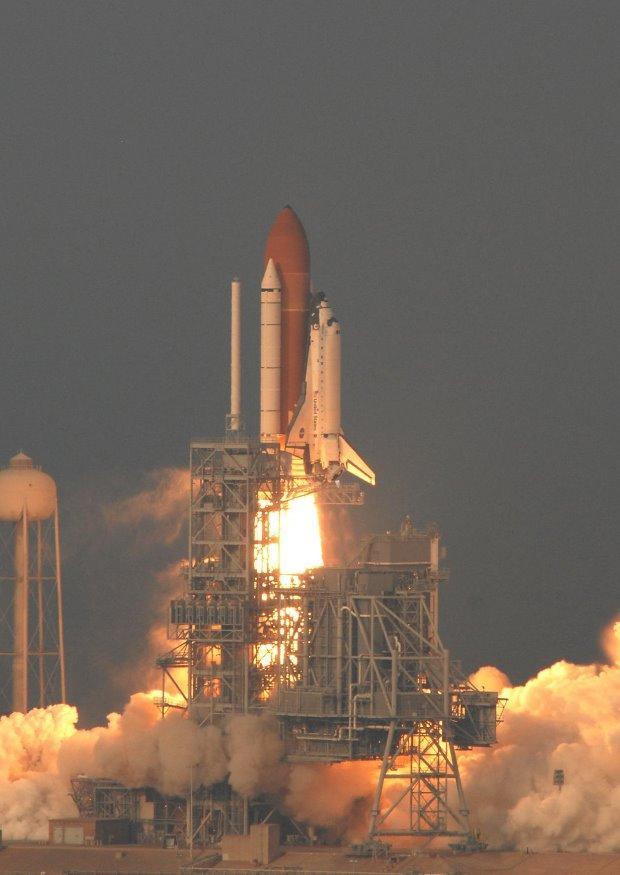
[260,258,281,440]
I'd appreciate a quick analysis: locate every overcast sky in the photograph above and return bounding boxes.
[1,2,617,725]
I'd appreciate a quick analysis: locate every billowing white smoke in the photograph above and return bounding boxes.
[0,705,78,839]
[0,693,374,842]
[1,621,619,847]
[0,695,270,839]
[284,761,376,840]
[227,714,288,799]
[57,694,228,796]
[461,618,620,852]
[3,461,618,848]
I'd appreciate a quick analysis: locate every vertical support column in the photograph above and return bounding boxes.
[188,765,194,860]
[447,740,471,830]
[443,648,450,724]
[37,520,45,706]
[368,720,396,839]
[13,510,28,712]
[54,507,67,703]
[335,601,343,714]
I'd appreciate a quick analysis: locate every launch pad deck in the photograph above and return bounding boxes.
[0,844,618,875]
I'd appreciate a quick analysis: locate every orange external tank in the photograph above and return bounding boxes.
[264,206,310,433]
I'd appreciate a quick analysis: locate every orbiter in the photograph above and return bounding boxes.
[260,207,375,486]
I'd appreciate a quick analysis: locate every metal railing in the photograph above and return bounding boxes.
[181,871,402,875]
[64,870,175,875]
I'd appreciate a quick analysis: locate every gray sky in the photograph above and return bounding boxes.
[1,2,618,725]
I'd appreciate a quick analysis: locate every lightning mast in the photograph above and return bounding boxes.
[227,278,243,434]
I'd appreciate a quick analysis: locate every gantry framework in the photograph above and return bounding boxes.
[273,534,500,838]
[157,436,279,836]
[71,777,187,846]
[158,436,502,847]
[158,438,279,722]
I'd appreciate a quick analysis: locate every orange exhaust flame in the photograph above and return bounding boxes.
[254,492,323,690]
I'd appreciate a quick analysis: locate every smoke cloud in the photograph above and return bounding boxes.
[460,616,620,852]
[318,506,360,567]
[1,621,619,847]
[0,705,78,839]
[111,559,187,698]
[58,693,228,796]
[227,713,288,799]
[87,469,189,710]
[284,760,376,841]
[103,467,188,547]
[3,461,619,849]
[0,694,376,841]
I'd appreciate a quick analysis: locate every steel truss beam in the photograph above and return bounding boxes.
[369,721,469,838]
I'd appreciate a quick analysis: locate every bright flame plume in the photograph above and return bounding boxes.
[254,492,323,688]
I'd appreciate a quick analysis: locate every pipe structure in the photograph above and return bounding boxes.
[54,506,67,703]
[229,278,242,432]
[260,258,282,441]
[37,520,44,705]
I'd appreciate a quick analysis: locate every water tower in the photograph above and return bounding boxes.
[0,453,66,712]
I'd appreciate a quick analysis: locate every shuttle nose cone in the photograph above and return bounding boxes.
[261,257,281,290]
[264,206,310,274]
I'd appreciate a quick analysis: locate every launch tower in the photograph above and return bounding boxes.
[158,208,502,849]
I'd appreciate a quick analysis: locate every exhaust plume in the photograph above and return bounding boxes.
[284,761,376,840]
[0,705,78,839]
[461,616,620,852]
[103,466,188,547]
[226,714,288,799]
[1,622,619,847]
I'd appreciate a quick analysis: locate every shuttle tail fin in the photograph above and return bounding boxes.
[338,435,375,485]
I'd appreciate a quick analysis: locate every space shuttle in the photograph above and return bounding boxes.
[260,207,375,486]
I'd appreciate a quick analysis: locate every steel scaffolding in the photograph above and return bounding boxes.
[158,441,502,847]
[158,437,282,836]
[273,533,500,839]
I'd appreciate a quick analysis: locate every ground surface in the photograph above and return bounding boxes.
[1,844,619,874]
[0,843,189,874]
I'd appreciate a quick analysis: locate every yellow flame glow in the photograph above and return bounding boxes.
[279,493,324,580]
[254,492,323,685]
[255,493,323,581]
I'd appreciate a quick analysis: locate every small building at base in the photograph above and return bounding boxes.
[49,818,130,846]
[221,823,280,865]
